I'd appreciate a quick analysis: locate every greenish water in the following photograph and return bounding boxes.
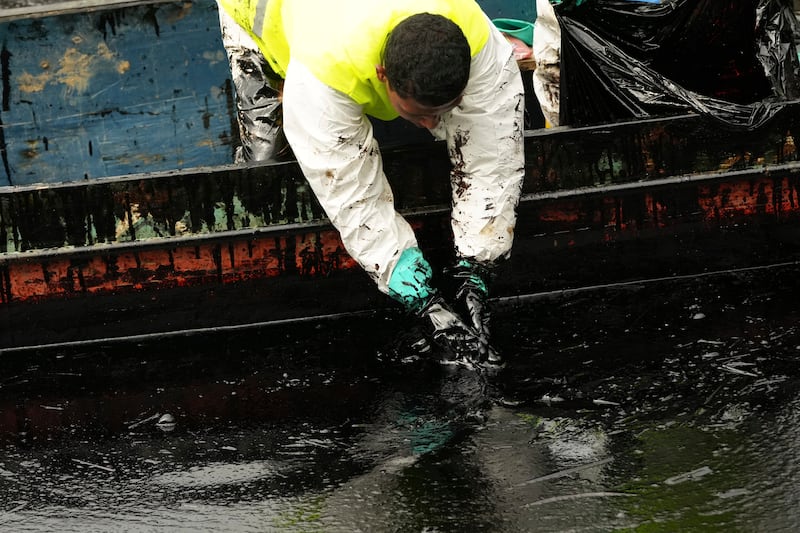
[1,264,799,532]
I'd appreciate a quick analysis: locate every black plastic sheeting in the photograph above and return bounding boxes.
[556,0,800,129]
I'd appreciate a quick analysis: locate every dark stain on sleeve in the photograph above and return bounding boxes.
[450,130,471,198]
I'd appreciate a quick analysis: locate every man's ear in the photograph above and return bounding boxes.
[375,65,387,82]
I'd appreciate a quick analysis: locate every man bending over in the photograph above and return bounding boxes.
[216,0,525,365]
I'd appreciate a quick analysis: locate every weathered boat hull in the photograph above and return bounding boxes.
[1,0,799,352]
[2,108,800,352]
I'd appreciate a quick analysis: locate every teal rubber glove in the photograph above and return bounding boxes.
[387,247,436,312]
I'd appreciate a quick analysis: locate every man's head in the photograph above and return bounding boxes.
[377,13,471,129]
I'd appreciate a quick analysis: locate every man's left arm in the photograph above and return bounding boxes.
[434,20,525,264]
[432,21,526,361]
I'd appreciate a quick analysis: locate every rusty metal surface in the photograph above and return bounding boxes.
[0,113,798,290]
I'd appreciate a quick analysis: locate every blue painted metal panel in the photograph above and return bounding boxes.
[0,0,236,186]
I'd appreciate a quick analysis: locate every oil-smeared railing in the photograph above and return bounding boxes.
[1,109,799,351]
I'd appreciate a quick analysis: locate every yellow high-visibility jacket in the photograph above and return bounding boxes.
[217,0,490,120]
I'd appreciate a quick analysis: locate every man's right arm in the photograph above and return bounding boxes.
[280,60,420,297]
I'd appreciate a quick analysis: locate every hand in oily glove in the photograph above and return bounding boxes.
[388,247,484,365]
[417,295,485,366]
[450,259,503,367]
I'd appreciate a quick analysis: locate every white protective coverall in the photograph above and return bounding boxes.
[531,0,562,127]
[216,3,525,301]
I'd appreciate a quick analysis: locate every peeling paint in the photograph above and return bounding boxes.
[52,43,129,93]
[17,71,48,93]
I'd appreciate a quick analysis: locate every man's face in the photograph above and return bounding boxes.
[377,66,462,129]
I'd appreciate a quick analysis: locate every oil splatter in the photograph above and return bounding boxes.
[1,44,11,111]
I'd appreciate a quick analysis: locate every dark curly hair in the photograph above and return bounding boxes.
[383,13,471,107]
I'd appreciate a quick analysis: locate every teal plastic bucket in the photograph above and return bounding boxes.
[491,18,534,46]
